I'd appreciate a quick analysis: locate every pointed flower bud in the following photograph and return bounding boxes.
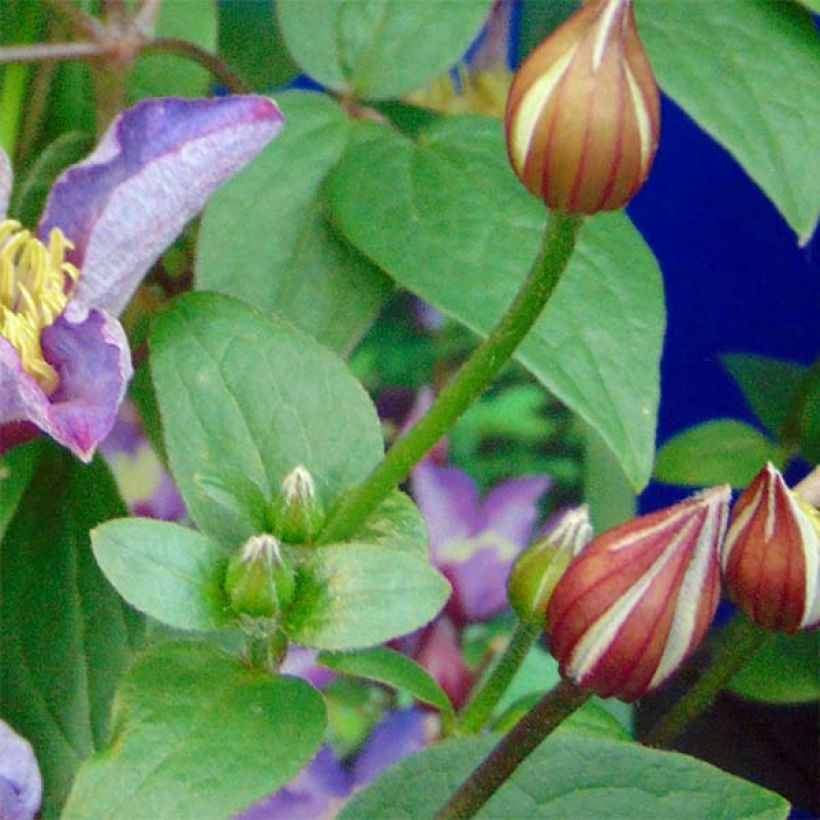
[508,505,593,623]
[546,486,730,701]
[270,465,325,544]
[722,463,820,633]
[505,0,660,214]
[225,534,295,620]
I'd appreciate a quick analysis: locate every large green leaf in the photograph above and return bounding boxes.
[91,519,230,632]
[655,419,783,488]
[150,292,384,548]
[0,439,41,541]
[196,91,390,354]
[328,116,664,489]
[318,647,454,716]
[282,542,450,650]
[354,491,429,557]
[637,0,820,244]
[341,732,790,819]
[63,643,326,820]
[729,631,820,704]
[129,0,217,100]
[0,447,143,815]
[277,0,493,100]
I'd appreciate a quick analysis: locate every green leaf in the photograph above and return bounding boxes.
[196,91,391,354]
[722,354,808,439]
[63,643,326,820]
[637,0,820,244]
[91,519,230,632]
[0,446,143,815]
[655,419,783,488]
[282,542,450,650]
[10,131,93,225]
[277,0,493,100]
[341,732,790,819]
[354,491,429,557]
[328,116,664,490]
[218,0,299,90]
[318,647,454,716]
[129,1,217,100]
[150,292,384,548]
[0,439,41,541]
[729,631,820,704]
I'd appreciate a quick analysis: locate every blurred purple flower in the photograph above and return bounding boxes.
[240,709,433,820]
[0,95,283,462]
[279,647,335,691]
[411,459,551,626]
[0,719,41,820]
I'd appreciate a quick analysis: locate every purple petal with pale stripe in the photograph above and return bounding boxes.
[0,719,42,820]
[39,95,284,316]
[482,475,552,548]
[0,304,130,462]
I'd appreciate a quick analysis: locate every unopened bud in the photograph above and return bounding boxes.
[546,486,730,701]
[722,463,820,633]
[508,505,593,623]
[505,0,660,214]
[270,465,325,544]
[225,534,295,619]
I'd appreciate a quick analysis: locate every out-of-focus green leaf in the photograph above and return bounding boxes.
[638,0,820,244]
[277,0,493,100]
[0,446,143,815]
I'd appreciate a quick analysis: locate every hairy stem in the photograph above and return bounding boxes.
[643,614,772,748]
[437,679,591,819]
[319,210,584,544]
[458,621,541,734]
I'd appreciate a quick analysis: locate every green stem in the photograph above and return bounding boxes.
[436,679,591,819]
[458,621,540,734]
[643,614,773,748]
[319,210,584,545]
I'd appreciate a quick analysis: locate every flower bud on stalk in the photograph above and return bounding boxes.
[508,505,593,623]
[270,465,325,544]
[546,486,730,701]
[721,463,820,633]
[505,0,660,213]
[225,534,295,619]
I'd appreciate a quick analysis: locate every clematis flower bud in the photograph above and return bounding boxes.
[546,486,730,701]
[721,463,820,633]
[225,534,295,620]
[505,0,660,214]
[508,505,593,623]
[270,465,325,544]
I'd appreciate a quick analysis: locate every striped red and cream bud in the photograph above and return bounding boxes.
[546,486,730,701]
[721,463,820,633]
[505,0,660,214]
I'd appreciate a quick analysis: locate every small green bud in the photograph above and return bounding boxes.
[225,534,295,619]
[508,505,592,624]
[269,465,325,544]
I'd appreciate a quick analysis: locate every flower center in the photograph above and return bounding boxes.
[0,218,80,395]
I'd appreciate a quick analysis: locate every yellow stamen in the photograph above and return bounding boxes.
[0,218,80,396]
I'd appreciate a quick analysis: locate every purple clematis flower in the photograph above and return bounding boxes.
[0,95,283,462]
[0,719,42,820]
[411,457,551,626]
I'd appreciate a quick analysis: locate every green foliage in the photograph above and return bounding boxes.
[282,542,450,650]
[277,0,493,99]
[655,419,784,488]
[341,732,790,819]
[638,0,820,244]
[91,519,230,632]
[729,632,820,705]
[318,647,455,716]
[129,1,217,100]
[63,643,326,820]
[328,115,664,490]
[0,446,143,815]
[0,439,41,541]
[150,292,384,547]
[196,91,391,354]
